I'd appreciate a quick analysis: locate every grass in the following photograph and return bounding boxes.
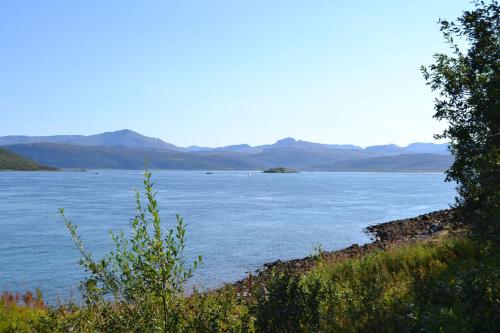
[1,235,498,332]
[0,291,46,332]
[251,236,499,332]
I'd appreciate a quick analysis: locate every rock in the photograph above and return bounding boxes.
[230,209,460,295]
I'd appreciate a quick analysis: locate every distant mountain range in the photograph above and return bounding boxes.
[0,130,451,172]
[0,129,178,151]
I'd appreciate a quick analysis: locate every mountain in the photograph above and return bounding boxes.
[3,144,260,170]
[364,144,403,155]
[211,144,263,154]
[4,143,452,172]
[404,142,449,155]
[0,147,56,171]
[0,129,180,151]
[0,131,448,155]
[0,130,452,172]
[327,144,363,150]
[310,154,453,172]
[363,143,449,155]
[184,145,212,152]
[262,137,362,152]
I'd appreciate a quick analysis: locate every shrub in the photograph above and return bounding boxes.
[59,169,202,332]
[249,238,500,332]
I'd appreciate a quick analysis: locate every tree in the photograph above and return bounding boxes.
[422,0,499,240]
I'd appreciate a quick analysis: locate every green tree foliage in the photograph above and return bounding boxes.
[421,1,500,240]
[60,169,202,332]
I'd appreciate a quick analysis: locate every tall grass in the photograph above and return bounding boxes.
[0,291,45,332]
[251,237,499,332]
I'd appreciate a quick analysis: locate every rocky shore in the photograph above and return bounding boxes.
[232,209,458,291]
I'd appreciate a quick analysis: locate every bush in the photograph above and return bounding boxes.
[249,238,500,332]
[59,169,202,332]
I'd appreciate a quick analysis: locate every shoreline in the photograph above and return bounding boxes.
[231,209,457,291]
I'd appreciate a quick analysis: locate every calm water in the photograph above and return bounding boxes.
[0,170,455,303]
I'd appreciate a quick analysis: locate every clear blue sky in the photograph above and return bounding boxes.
[0,0,472,147]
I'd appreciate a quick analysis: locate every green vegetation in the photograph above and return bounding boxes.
[0,291,46,332]
[252,237,499,332]
[58,169,203,332]
[422,0,499,240]
[0,147,56,171]
[263,167,299,173]
[1,231,498,332]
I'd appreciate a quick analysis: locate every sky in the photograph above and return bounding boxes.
[0,0,473,147]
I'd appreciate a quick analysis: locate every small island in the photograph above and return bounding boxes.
[263,167,299,173]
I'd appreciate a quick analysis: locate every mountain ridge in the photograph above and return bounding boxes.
[3,143,452,172]
[0,130,451,172]
[0,130,450,155]
[0,129,178,151]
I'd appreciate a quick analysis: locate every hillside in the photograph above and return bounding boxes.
[310,153,454,172]
[4,143,453,172]
[3,144,260,170]
[0,129,179,151]
[0,130,452,171]
[0,147,56,171]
